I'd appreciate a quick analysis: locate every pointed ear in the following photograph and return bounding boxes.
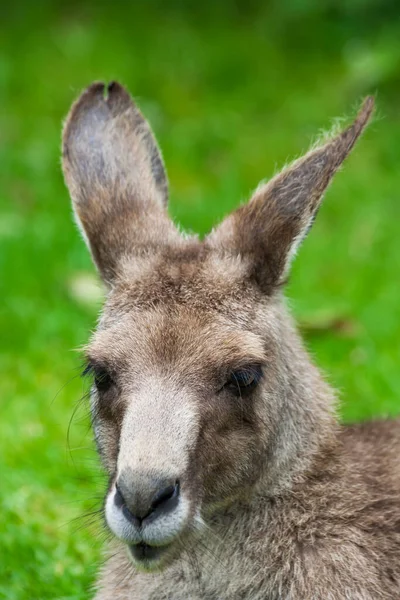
[62,81,179,284]
[207,97,374,291]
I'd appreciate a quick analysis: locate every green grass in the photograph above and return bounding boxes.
[1,1,400,597]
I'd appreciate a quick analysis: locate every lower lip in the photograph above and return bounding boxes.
[129,543,168,562]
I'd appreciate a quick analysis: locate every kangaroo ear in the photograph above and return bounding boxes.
[62,82,178,284]
[207,97,374,292]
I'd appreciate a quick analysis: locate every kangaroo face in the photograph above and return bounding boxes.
[86,253,279,569]
[62,82,373,571]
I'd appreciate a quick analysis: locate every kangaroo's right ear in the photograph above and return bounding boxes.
[207,97,374,293]
[62,81,179,285]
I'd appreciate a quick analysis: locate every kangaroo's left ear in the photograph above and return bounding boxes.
[207,97,374,292]
[62,82,180,285]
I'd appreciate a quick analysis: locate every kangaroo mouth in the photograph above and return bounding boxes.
[129,542,170,563]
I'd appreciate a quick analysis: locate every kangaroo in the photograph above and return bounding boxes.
[62,82,400,600]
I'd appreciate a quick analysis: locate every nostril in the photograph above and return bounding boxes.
[114,484,125,509]
[114,484,142,526]
[151,480,180,512]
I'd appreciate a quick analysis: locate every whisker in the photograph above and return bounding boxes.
[50,372,81,407]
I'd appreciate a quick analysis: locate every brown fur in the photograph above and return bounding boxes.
[61,82,400,599]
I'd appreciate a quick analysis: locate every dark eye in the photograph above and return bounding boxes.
[82,363,114,393]
[224,365,263,397]
[94,367,114,392]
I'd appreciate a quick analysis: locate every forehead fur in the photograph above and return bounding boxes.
[108,240,259,317]
[87,243,274,373]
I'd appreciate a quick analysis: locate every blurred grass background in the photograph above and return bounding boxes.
[1,0,400,597]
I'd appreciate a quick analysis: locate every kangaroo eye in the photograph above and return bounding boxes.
[82,363,114,393]
[225,365,263,397]
[94,368,114,392]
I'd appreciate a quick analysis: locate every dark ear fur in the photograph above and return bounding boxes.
[62,81,177,284]
[208,97,374,291]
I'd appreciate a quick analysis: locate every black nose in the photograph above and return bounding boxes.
[115,474,180,525]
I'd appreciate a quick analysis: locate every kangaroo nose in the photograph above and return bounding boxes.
[115,473,180,525]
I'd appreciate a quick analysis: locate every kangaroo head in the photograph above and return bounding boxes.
[62,82,373,571]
